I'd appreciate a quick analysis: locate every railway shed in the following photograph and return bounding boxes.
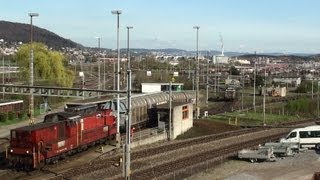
[156,102,193,139]
[0,100,23,113]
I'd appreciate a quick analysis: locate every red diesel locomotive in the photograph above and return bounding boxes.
[7,104,117,171]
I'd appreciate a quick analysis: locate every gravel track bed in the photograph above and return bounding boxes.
[75,128,291,180]
[16,119,315,179]
[131,133,286,180]
[62,119,314,179]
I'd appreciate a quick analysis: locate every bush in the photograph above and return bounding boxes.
[8,111,17,120]
[286,98,314,114]
[0,113,8,122]
[17,111,27,120]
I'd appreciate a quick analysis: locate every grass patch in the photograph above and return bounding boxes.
[0,118,26,126]
[0,107,42,127]
[208,111,299,126]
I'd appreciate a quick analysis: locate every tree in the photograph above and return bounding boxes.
[250,74,264,87]
[229,66,240,75]
[294,80,315,93]
[15,43,74,87]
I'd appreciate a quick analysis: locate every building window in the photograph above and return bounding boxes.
[182,105,188,120]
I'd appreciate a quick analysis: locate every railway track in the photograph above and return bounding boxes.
[56,119,315,180]
[131,133,285,180]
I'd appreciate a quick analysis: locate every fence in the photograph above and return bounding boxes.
[122,126,169,148]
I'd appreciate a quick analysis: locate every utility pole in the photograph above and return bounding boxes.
[111,10,122,148]
[241,71,244,110]
[188,57,191,79]
[1,39,4,99]
[103,58,106,90]
[317,79,320,118]
[206,57,209,105]
[214,59,217,95]
[263,63,266,126]
[253,51,257,112]
[28,13,39,125]
[193,26,200,119]
[312,76,314,99]
[125,68,132,180]
[169,81,172,140]
[124,26,133,180]
[96,37,101,97]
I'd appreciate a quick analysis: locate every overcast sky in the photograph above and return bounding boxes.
[2,0,320,53]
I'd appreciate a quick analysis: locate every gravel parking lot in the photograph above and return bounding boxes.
[190,150,320,180]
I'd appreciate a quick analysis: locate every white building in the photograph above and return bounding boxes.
[157,102,193,139]
[141,83,184,93]
[273,77,301,87]
[213,55,229,64]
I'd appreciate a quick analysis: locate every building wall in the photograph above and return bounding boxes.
[142,84,161,93]
[172,103,193,139]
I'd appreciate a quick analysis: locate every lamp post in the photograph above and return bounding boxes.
[193,26,200,119]
[111,10,122,148]
[95,37,101,97]
[103,58,106,90]
[317,78,320,118]
[28,13,39,125]
[206,57,209,105]
[253,62,256,112]
[263,63,266,126]
[0,39,4,99]
[124,25,133,180]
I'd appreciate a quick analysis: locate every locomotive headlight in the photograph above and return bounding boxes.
[10,149,13,153]
[26,150,29,154]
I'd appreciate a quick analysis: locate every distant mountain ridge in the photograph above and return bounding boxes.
[0,20,82,49]
[125,48,316,58]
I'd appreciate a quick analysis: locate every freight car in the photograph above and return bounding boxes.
[66,91,196,129]
[7,104,117,171]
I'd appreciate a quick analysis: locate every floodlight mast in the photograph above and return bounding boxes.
[28,12,39,125]
[193,26,200,119]
[111,10,122,148]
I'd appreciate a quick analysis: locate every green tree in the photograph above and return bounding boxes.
[294,80,316,93]
[229,66,240,75]
[15,43,74,87]
[250,74,264,87]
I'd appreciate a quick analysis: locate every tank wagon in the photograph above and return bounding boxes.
[7,104,117,171]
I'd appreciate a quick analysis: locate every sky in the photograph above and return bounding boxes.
[2,0,320,53]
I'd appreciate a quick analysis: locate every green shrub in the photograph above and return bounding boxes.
[286,98,314,114]
[8,111,17,120]
[0,113,8,122]
[17,111,27,120]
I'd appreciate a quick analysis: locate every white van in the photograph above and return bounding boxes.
[280,125,320,148]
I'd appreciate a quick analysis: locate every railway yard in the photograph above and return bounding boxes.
[0,118,318,180]
[1,69,320,179]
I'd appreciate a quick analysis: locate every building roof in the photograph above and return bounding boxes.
[156,102,191,110]
[141,83,184,85]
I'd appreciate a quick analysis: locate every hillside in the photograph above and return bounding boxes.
[0,20,82,49]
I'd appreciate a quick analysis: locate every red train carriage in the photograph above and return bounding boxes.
[7,104,117,171]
